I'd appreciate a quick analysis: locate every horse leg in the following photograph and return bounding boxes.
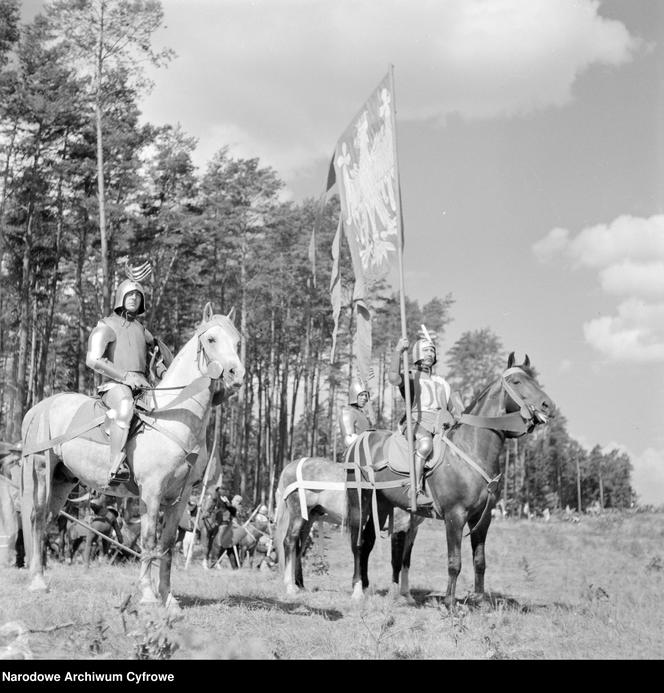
[156,501,186,609]
[203,526,218,569]
[390,530,405,598]
[350,498,372,600]
[0,483,18,568]
[390,526,418,604]
[360,516,376,591]
[280,501,306,596]
[21,453,50,592]
[294,518,315,589]
[470,515,491,603]
[83,532,95,568]
[137,493,162,605]
[444,508,467,611]
[15,525,25,568]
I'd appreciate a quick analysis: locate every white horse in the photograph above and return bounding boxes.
[19,303,244,608]
[274,456,422,599]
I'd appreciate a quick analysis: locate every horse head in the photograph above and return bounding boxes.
[502,352,555,431]
[195,302,245,389]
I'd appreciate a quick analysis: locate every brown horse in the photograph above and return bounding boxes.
[346,353,555,608]
[19,303,244,609]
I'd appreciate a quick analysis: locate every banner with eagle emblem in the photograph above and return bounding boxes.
[328,71,401,387]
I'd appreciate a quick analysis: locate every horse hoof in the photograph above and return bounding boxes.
[164,594,182,614]
[28,578,49,593]
[351,584,365,601]
[139,592,161,606]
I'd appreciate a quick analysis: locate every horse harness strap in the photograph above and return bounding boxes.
[21,415,107,457]
[441,434,502,536]
[441,434,497,486]
[143,376,211,414]
[458,412,528,435]
[283,454,404,526]
[136,412,196,457]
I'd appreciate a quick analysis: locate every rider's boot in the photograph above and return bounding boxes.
[107,422,131,484]
[409,453,433,510]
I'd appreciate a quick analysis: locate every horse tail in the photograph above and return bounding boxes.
[273,488,287,570]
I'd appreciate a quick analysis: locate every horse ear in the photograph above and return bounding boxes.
[523,354,530,368]
[227,306,236,323]
[507,351,515,369]
[202,302,214,323]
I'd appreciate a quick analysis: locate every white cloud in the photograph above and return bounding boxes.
[631,448,664,507]
[599,261,664,299]
[565,215,664,268]
[532,227,570,263]
[583,300,664,363]
[141,0,641,181]
[534,215,664,363]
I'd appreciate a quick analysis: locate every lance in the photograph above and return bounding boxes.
[390,64,418,512]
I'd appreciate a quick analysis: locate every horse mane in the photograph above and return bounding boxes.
[461,380,496,415]
[459,360,538,415]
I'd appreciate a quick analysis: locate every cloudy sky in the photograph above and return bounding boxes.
[22,0,664,504]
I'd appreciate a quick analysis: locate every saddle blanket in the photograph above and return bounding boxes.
[386,432,443,475]
[65,399,110,447]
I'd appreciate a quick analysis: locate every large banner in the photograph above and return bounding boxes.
[334,72,400,294]
[328,71,401,386]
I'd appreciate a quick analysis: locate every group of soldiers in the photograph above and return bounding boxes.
[85,263,464,509]
[2,265,462,570]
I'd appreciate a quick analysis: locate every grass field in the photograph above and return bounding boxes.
[1,510,663,660]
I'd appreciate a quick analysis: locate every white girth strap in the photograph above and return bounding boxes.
[280,457,347,521]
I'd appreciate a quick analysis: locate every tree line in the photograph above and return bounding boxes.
[0,0,634,513]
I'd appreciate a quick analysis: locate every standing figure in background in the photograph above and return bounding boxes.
[338,381,374,448]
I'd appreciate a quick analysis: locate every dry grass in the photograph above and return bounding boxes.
[1,510,663,660]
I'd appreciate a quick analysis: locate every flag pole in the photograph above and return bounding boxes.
[389,64,418,512]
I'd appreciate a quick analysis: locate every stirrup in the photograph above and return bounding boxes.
[108,458,131,484]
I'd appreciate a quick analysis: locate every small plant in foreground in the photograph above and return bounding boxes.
[646,555,663,573]
[118,595,180,660]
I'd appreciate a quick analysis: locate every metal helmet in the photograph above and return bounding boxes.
[412,338,437,366]
[114,279,146,315]
[349,380,370,406]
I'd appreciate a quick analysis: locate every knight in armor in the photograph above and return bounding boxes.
[389,335,463,509]
[85,278,169,485]
[338,381,374,448]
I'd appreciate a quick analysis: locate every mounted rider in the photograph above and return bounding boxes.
[388,331,464,509]
[85,266,171,485]
[338,380,374,448]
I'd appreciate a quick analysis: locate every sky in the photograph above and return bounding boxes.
[20,0,664,504]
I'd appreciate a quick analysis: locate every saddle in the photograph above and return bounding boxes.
[385,431,444,477]
[63,397,146,449]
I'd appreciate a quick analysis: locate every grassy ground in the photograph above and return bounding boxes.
[1,510,663,660]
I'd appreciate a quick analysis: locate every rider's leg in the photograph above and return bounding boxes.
[413,426,434,508]
[102,385,134,482]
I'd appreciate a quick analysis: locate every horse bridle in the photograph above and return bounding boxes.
[195,317,231,381]
[500,366,549,430]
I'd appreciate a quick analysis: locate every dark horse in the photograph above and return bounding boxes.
[346,353,555,609]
